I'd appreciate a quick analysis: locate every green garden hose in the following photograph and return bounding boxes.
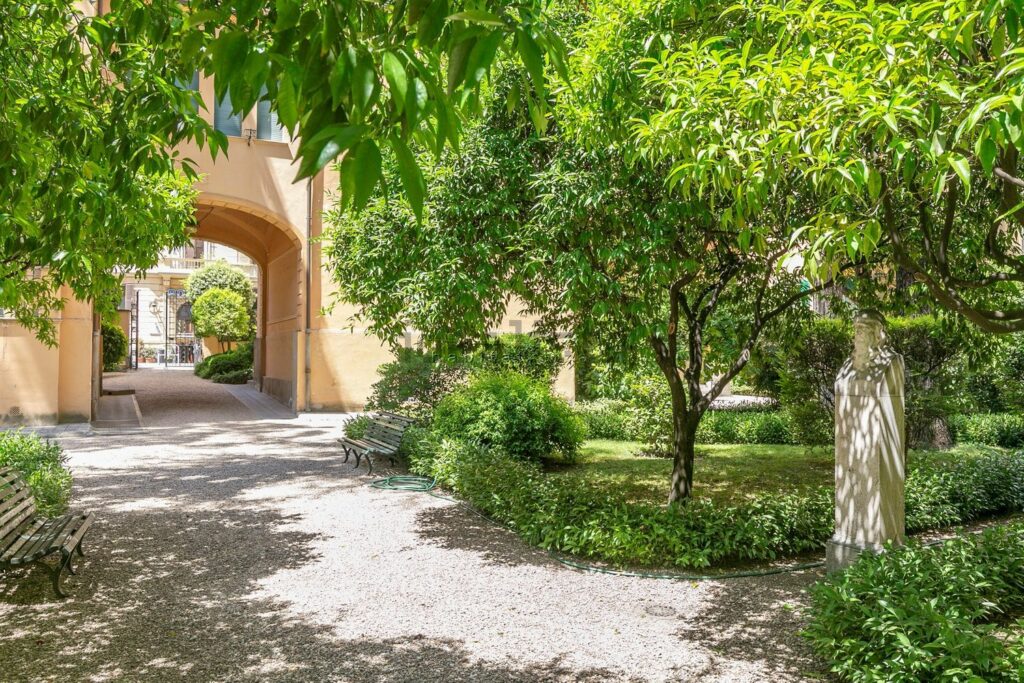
[369,475,826,580]
[369,475,437,492]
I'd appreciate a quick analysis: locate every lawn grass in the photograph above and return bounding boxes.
[552,440,993,506]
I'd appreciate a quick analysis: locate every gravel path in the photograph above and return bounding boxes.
[0,371,829,682]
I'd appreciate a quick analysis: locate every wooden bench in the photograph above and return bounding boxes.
[0,467,94,598]
[338,412,415,475]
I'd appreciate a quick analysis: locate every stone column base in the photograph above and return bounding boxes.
[826,537,884,573]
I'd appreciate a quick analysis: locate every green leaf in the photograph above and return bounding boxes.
[390,135,426,222]
[275,0,301,31]
[446,10,505,26]
[297,125,367,180]
[977,137,998,176]
[464,30,504,89]
[447,37,476,95]
[516,29,546,99]
[382,52,408,114]
[276,72,299,129]
[352,140,383,211]
[353,53,378,113]
[417,0,449,47]
[948,153,971,196]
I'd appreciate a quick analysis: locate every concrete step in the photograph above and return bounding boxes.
[92,394,143,430]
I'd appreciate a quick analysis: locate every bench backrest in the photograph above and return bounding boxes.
[0,467,35,540]
[366,415,410,449]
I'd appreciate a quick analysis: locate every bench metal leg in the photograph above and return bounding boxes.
[51,550,73,599]
[366,454,374,476]
[76,540,85,557]
[353,452,362,470]
[341,446,351,463]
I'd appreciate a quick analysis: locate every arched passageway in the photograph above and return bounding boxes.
[193,196,305,409]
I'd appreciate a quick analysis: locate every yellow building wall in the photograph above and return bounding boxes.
[0,293,92,425]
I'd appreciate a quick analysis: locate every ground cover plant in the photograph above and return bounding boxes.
[805,522,1024,681]
[0,431,72,517]
[406,428,1024,568]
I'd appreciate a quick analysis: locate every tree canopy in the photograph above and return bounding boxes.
[0,0,206,342]
[192,289,251,350]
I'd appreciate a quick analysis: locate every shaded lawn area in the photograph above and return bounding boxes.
[551,440,990,506]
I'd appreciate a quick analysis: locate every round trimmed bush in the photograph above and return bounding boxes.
[101,322,128,371]
[432,371,585,461]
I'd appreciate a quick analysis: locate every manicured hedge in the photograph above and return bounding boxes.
[409,432,1024,568]
[195,342,253,383]
[0,431,72,516]
[573,399,640,440]
[949,413,1024,449]
[695,410,793,445]
[573,400,795,445]
[806,523,1024,681]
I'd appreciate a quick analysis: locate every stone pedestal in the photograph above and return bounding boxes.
[826,311,906,572]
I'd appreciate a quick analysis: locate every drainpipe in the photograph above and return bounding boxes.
[304,177,313,411]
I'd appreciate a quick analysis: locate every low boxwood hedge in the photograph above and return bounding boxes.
[806,522,1024,681]
[949,413,1024,449]
[408,429,1024,568]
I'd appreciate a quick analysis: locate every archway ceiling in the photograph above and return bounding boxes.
[193,204,299,269]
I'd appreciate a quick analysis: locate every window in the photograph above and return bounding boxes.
[214,82,242,137]
[256,86,286,142]
[176,303,193,336]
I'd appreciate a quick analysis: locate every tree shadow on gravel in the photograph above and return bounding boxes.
[414,504,564,569]
[675,570,834,681]
[0,448,627,682]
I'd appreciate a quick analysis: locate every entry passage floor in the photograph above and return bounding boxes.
[0,371,828,682]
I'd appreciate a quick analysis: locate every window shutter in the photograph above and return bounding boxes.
[257,86,286,142]
[214,84,242,137]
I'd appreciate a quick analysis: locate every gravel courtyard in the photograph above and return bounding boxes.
[0,371,828,682]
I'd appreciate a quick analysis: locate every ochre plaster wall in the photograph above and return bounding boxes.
[0,292,92,424]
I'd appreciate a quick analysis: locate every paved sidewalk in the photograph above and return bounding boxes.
[0,372,827,682]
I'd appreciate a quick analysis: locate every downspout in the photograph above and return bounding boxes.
[304,177,313,411]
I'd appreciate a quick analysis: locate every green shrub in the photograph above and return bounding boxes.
[472,334,563,381]
[784,401,834,446]
[432,371,585,461]
[209,368,251,384]
[572,399,639,440]
[695,410,794,445]
[365,348,469,422]
[805,523,1024,682]
[416,440,833,567]
[101,322,128,371]
[196,343,253,380]
[0,431,72,517]
[405,436,1024,569]
[772,315,982,447]
[344,415,372,439]
[950,413,1024,448]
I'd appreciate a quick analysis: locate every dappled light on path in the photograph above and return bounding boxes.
[0,409,827,681]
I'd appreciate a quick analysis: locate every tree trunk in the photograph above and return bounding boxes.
[668,410,698,505]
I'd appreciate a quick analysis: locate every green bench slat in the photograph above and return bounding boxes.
[0,466,93,596]
[339,413,414,473]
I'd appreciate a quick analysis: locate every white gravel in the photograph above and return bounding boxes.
[0,371,829,682]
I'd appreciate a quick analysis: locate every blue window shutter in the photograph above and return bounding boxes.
[214,83,242,137]
[256,86,286,141]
